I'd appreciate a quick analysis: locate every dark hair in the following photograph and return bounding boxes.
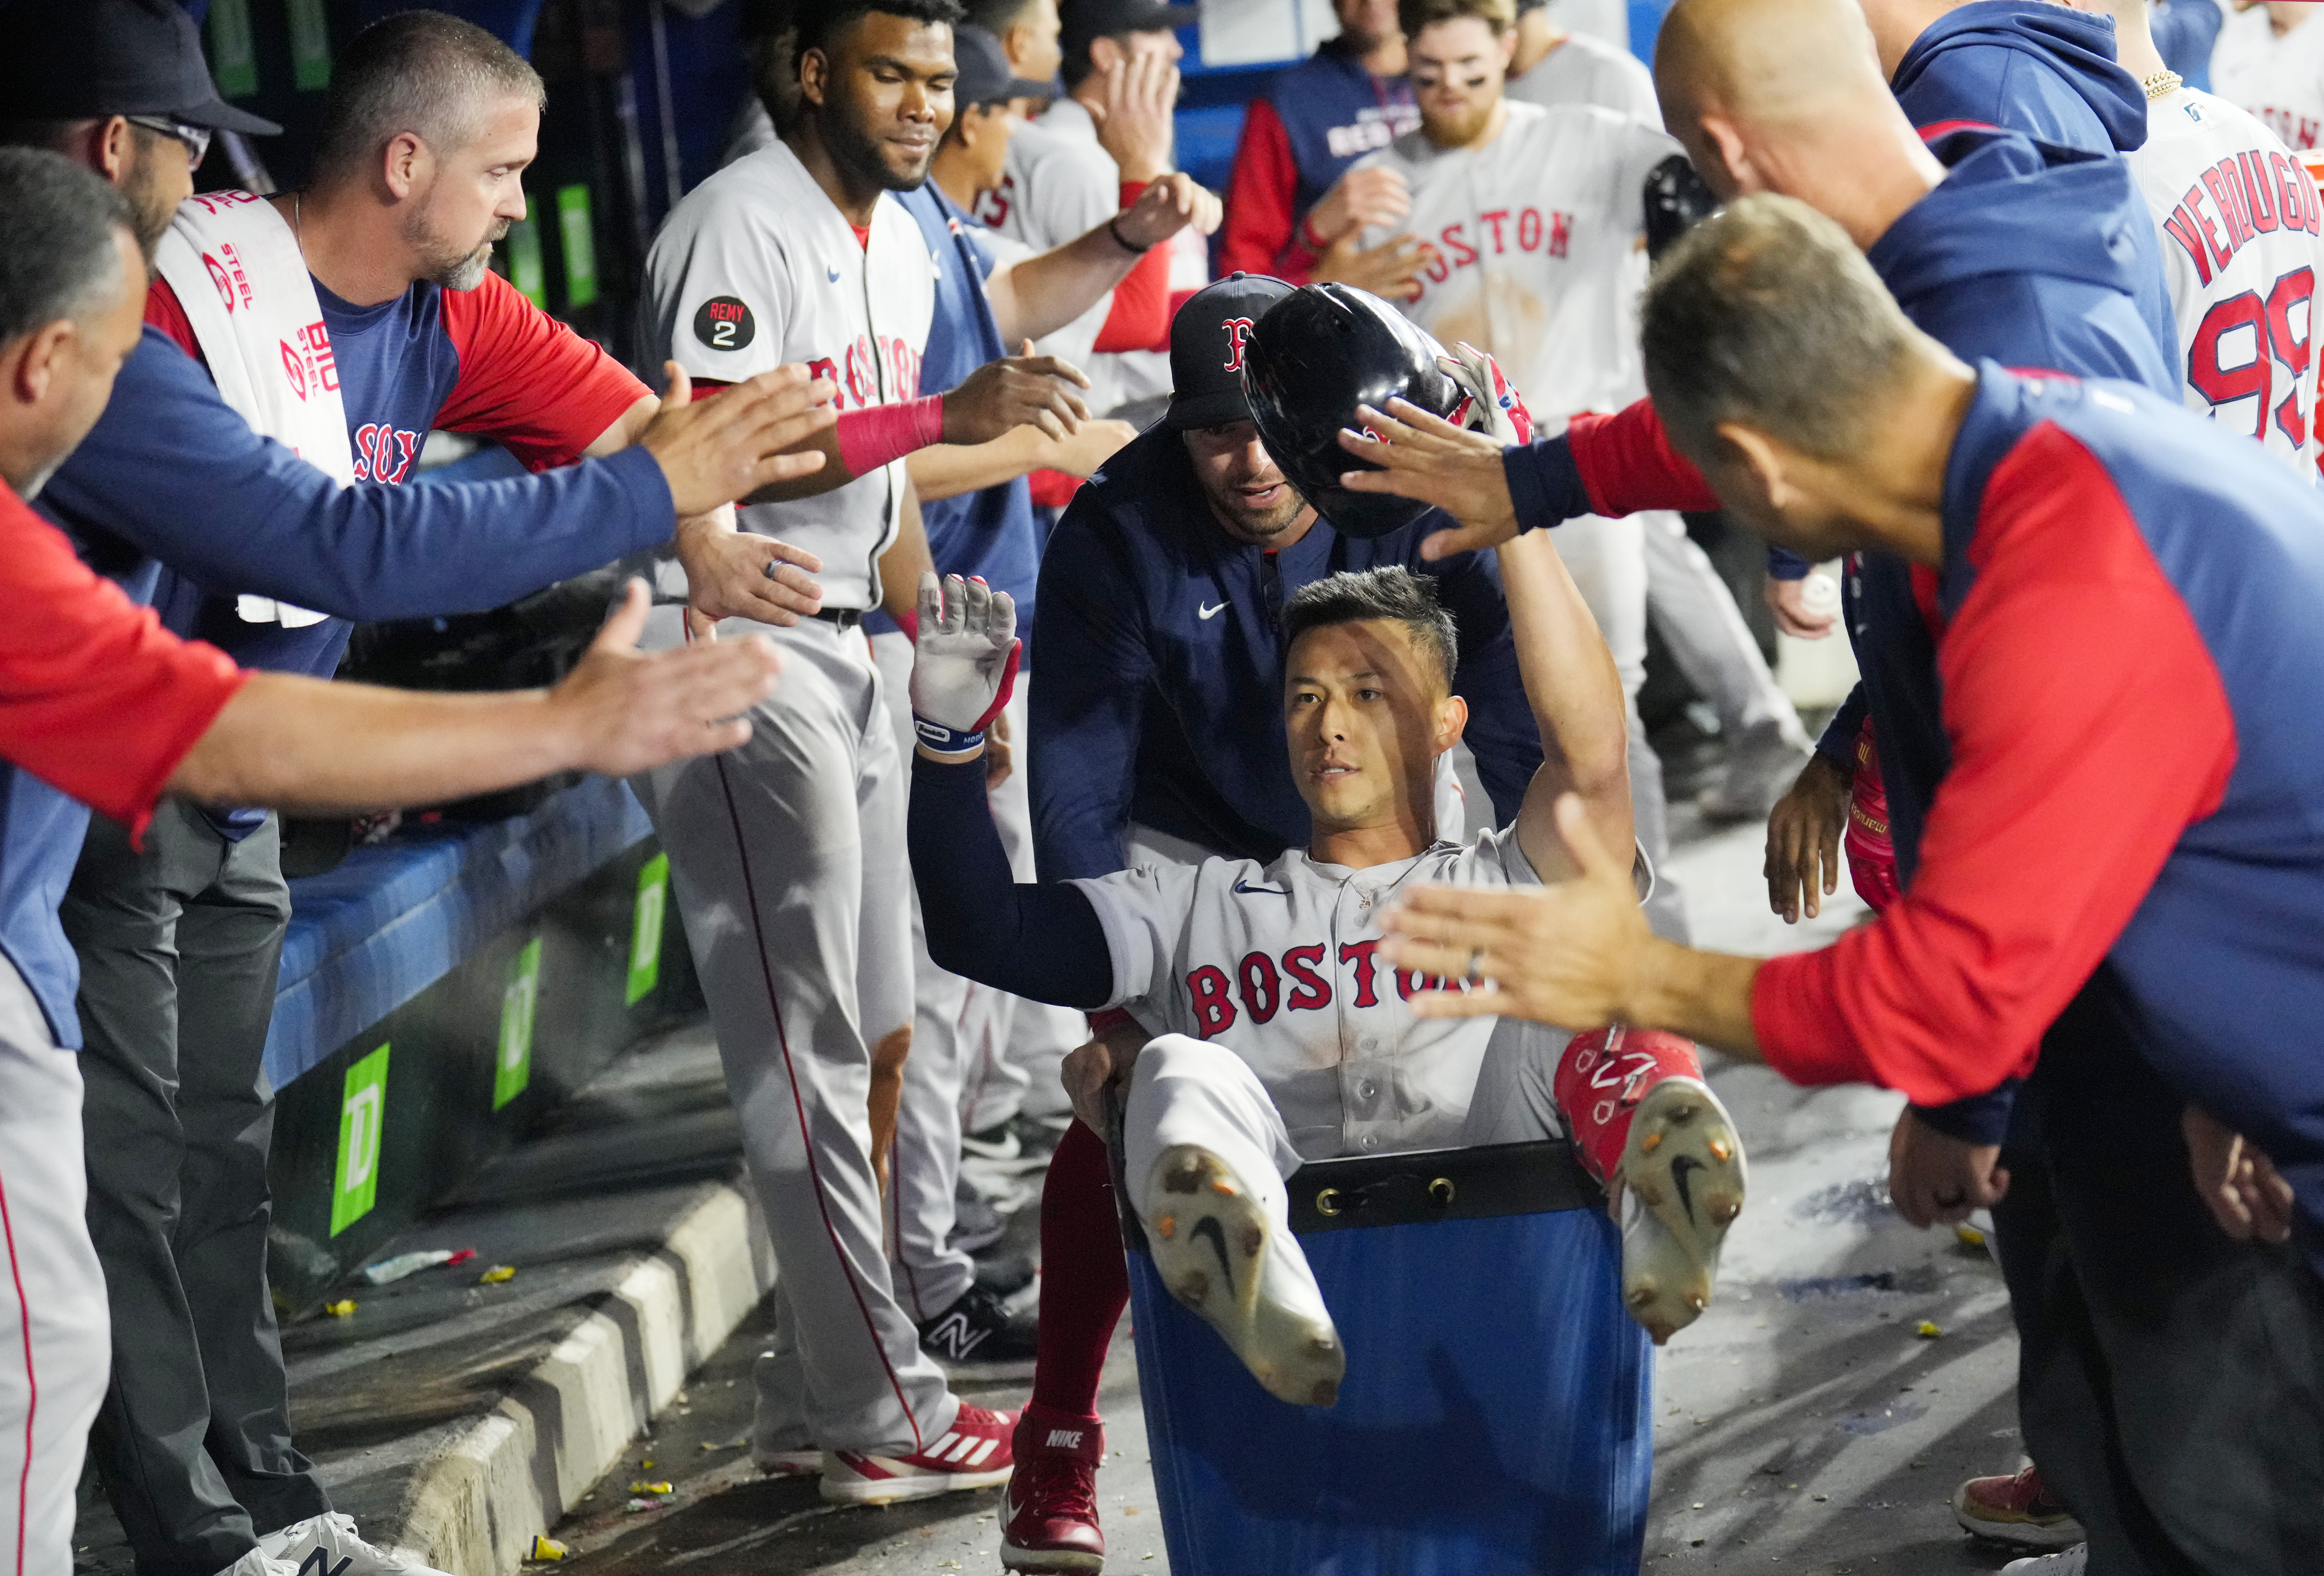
[1639,192,1915,466]
[312,11,546,184]
[1397,0,1516,40]
[0,148,134,346]
[796,0,966,63]
[964,0,1037,30]
[1282,567,1458,690]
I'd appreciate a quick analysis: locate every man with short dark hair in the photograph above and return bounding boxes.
[1377,189,2324,1576]
[0,146,785,1576]
[644,0,1100,1503]
[0,6,839,1573]
[999,278,1563,1569]
[872,22,1218,1371]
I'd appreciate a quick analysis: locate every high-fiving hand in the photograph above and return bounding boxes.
[909,571,1021,757]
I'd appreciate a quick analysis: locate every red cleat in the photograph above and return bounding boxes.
[999,1402,1106,1573]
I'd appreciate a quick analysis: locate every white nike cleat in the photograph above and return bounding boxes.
[1614,1076,1746,1342]
[1145,1144,1344,1407]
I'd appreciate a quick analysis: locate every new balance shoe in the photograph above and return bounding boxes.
[820,1402,1018,1505]
[919,1282,1038,1377]
[2003,1547,2086,1575]
[1144,1144,1344,1407]
[1956,1463,2085,1550]
[999,1403,1106,1574]
[257,1513,449,1576]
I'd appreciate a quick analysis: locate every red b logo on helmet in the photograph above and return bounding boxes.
[1221,317,1255,373]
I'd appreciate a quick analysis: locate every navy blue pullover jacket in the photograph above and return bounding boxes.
[1029,425,1541,882]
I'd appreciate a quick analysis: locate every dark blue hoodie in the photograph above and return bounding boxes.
[1891,0,2146,156]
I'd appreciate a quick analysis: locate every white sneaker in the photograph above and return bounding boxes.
[2003,1547,2087,1575]
[257,1513,448,1576]
[1144,1144,1344,1407]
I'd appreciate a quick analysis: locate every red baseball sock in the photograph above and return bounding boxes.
[1554,1026,1706,1186]
[1030,1119,1130,1418]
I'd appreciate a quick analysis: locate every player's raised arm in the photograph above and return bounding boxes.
[905,572,1117,1008]
[1351,371,1632,883]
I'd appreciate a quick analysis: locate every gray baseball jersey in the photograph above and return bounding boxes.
[1355,100,1678,423]
[645,139,939,611]
[1072,826,1546,1164]
[1504,29,1659,124]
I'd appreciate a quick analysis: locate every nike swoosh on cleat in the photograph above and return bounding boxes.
[1670,1154,1704,1224]
[1191,1215,1237,1286]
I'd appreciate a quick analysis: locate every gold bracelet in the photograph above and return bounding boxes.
[2143,68,2184,101]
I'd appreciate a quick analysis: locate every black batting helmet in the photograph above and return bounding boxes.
[1242,283,1462,541]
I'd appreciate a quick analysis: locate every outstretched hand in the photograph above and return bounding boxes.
[1336,395,1522,559]
[639,361,836,517]
[1379,794,1654,1026]
[945,346,1093,444]
[552,579,782,774]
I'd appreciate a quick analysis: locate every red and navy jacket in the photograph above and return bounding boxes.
[1504,127,2175,1143]
[1217,40,1419,282]
[1753,362,2324,1276]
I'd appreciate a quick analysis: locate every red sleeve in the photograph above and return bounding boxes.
[1749,427,2237,1103]
[144,277,199,359]
[0,484,247,841]
[1566,400,1721,516]
[434,271,653,470]
[1217,98,1303,282]
[1094,182,1172,354]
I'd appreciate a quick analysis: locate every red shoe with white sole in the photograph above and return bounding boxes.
[999,1403,1106,1573]
[819,1403,1017,1505]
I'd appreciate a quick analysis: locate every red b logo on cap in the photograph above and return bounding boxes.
[1221,317,1255,373]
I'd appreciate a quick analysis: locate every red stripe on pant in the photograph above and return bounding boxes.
[0,1167,36,1576]
[692,624,924,1451]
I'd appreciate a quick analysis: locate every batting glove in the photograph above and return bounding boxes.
[1440,341,1536,447]
[910,571,1021,756]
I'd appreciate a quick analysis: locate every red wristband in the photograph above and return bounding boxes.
[836,394,946,476]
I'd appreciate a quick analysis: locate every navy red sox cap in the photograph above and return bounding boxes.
[0,0,281,133]
[1164,273,1297,431]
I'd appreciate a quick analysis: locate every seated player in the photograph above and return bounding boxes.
[904,490,1748,1401]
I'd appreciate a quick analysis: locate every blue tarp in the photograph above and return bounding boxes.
[264,774,651,1089]
[1129,1207,1653,1576]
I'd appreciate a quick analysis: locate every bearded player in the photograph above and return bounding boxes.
[638,0,1102,1502]
[1297,0,1698,941]
[905,352,1747,1571]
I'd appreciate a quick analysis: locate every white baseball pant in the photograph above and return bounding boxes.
[0,957,111,1576]
[632,611,955,1454]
